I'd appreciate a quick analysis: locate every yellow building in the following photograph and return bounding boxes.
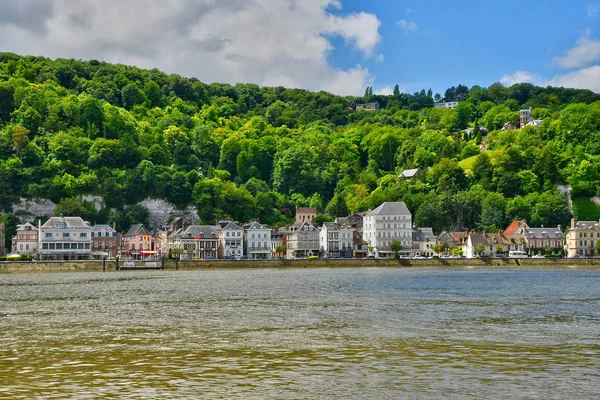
[566,219,600,257]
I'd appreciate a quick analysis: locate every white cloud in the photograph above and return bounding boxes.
[500,71,540,86]
[500,67,600,93]
[553,33,600,69]
[0,0,382,95]
[396,19,418,32]
[375,86,394,95]
[548,65,600,92]
[405,8,413,15]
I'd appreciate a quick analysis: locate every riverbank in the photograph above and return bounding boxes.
[1,257,599,273]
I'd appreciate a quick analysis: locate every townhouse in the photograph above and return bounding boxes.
[39,217,92,260]
[244,221,272,260]
[363,202,412,258]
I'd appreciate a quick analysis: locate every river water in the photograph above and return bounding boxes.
[0,267,599,399]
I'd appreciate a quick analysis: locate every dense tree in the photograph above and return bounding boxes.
[0,53,594,232]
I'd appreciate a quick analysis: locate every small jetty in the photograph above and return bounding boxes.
[116,260,164,271]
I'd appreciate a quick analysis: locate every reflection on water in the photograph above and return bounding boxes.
[0,268,599,398]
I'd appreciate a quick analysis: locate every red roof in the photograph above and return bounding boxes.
[504,220,527,235]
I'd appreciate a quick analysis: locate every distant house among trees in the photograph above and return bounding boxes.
[434,101,459,109]
[355,102,380,111]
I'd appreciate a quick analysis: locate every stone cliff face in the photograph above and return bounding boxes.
[11,197,198,229]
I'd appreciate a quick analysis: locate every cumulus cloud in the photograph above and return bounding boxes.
[396,19,418,32]
[549,65,600,92]
[375,86,394,95]
[0,0,382,95]
[500,67,600,93]
[552,33,600,69]
[500,71,540,86]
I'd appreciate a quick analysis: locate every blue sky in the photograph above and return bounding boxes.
[1,0,599,95]
[328,0,600,94]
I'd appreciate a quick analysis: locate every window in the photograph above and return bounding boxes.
[20,244,23,250]
[252,234,255,238]
[80,233,87,238]
[45,233,52,238]
[226,232,230,237]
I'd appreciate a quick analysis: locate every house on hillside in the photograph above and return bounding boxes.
[295,206,317,225]
[12,223,38,256]
[399,168,420,179]
[356,102,380,111]
[520,107,533,127]
[434,102,459,109]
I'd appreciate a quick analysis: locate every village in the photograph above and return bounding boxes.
[5,201,598,262]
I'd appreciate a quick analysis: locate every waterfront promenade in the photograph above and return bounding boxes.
[1,257,599,273]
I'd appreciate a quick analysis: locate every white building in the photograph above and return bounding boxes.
[319,222,354,258]
[13,223,39,255]
[39,217,92,260]
[434,101,459,109]
[244,221,272,259]
[175,225,218,260]
[363,202,412,258]
[218,221,244,259]
[412,227,435,257]
[286,222,319,259]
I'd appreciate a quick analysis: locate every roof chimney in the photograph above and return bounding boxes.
[557,225,562,232]
[571,218,576,229]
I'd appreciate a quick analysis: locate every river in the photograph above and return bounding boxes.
[1,267,599,399]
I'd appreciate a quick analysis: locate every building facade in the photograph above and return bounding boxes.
[244,221,272,260]
[176,225,218,260]
[13,223,38,255]
[363,202,412,258]
[286,222,319,259]
[39,217,92,260]
[319,223,353,258]
[567,219,600,257]
[434,101,459,109]
[356,102,380,111]
[91,225,119,258]
[218,221,244,259]
[412,228,435,257]
[295,207,317,225]
[123,224,156,259]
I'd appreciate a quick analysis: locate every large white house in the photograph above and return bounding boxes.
[39,217,92,260]
[217,220,244,259]
[244,221,272,259]
[363,202,412,257]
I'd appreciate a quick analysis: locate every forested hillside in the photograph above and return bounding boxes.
[1,52,600,238]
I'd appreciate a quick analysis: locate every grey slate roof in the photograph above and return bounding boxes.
[413,227,435,242]
[524,227,564,238]
[220,221,243,231]
[400,168,419,178]
[92,224,116,233]
[244,221,270,230]
[41,217,91,229]
[367,202,411,217]
[180,225,217,239]
[124,224,150,237]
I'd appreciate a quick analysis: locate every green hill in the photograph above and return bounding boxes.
[1,52,600,250]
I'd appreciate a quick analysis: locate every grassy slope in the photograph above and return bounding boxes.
[573,197,600,221]
[458,150,497,172]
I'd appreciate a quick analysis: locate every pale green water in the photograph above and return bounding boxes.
[0,268,599,399]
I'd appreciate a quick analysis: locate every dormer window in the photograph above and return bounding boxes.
[55,223,66,229]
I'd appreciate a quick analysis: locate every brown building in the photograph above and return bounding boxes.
[91,225,120,258]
